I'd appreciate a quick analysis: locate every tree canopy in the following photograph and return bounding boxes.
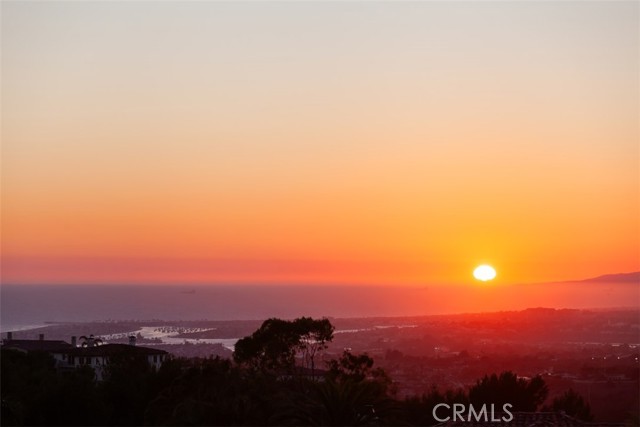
[543,388,593,421]
[233,317,334,374]
[468,371,548,411]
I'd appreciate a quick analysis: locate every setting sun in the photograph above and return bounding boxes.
[473,265,497,282]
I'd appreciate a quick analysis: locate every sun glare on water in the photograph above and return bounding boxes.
[473,265,497,282]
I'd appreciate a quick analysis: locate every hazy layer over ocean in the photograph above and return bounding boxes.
[2,282,638,332]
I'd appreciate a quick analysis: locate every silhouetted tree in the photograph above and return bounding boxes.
[79,334,103,347]
[295,317,334,376]
[100,351,155,425]
[543,388,593,421]
[234,318,300,373]
[402,386,468,426]
[145,356,276,425]
[284,379,393,426]
[1,349,105,426]
[327,351,391,394]
[468,371,548,411]
[274,377,396,426]
[234,317,334,375]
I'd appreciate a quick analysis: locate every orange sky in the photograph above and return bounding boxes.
[1,1,638,286]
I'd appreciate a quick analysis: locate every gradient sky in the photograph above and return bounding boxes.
[2,1,638,286]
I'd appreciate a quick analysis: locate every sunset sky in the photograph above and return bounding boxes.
[2,1,638,286]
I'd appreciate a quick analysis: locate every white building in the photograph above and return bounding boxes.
[2,333,168,381]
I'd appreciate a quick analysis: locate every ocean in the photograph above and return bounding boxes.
[1,282,638,332]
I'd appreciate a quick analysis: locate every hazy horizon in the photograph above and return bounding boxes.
[2,279,638,333]
[2,269,638,287]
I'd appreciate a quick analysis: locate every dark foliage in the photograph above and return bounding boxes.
[543,388,593,421]
[468,371,548,411]
[273,351,397,426]
[2,318,593,426]
[100,351,156,425]
[1,349,106,425]
[402,386,469,426]
[234,317,333,375]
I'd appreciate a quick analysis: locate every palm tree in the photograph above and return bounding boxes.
[273,379,394,426]
[78,334,103,348]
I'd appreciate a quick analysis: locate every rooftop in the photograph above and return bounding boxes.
[69,343,167,356]
[2,339,74,353]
